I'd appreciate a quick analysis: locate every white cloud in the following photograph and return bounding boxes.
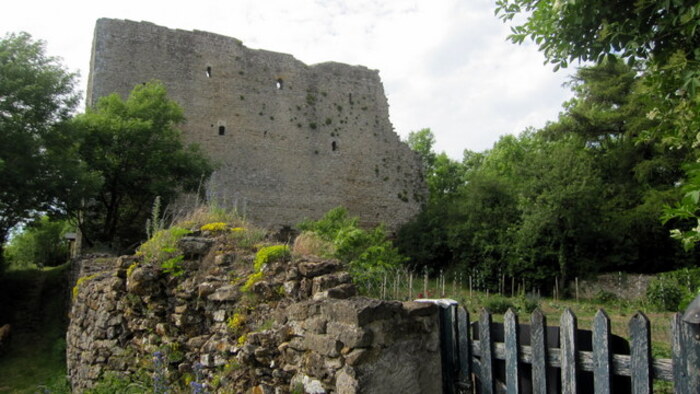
[1,0,574,158]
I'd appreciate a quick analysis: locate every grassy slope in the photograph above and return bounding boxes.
[0,264,71,393]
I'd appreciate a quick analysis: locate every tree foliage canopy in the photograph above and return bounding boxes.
[0,32,82,269]
[495,0,700,250]
[496,0,700,70]
[399,60,699,293]
[69,81,213,249]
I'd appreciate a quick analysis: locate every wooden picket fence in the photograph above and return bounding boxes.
[430,300,700,394]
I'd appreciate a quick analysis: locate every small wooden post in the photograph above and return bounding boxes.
[408,272,413,300]
[394,272,399,299]
[381,273,385,299]
[575,277,579,302]
[423,270,428,298]
[442,271,446,297]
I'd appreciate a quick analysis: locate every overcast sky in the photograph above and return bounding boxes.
[2,0,574,158]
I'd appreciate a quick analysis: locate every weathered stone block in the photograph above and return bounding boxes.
[312,272,351,294]
[126,266,159,295]
[299,261,342,278]
[177,236,214,258]
[326,322,372,348]
[207,285,239,301]
[303,334,341,357]
[402,300,438,317]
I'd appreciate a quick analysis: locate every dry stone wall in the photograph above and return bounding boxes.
[67,233,442,393]
[87,19,426,231]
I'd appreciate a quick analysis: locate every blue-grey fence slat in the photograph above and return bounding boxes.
[435,302,698,394]
[504,309,519,394]
[530,309,548,394]
[457,306,471,391]
[479,310,494,394]
[629,312,651,394]
[560,309,578,394]
[593,310,611,394]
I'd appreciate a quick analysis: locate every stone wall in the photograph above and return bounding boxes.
[66,233,441,393]
[576,273,654,301]
[87,19,426,231]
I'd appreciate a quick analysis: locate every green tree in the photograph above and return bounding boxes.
[542,60,692,272]
[399,129,468,272]
[4,217,72,269]
[514,134,605,289]
[495,0,700,249]
[406,128,437,175]
[0,32,83,271]
[69,81,213,250]
[495,0,700,70]
[406,128,466,202]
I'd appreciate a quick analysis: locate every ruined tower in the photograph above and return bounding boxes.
[87,19,426,230]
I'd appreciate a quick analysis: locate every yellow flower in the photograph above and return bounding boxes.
[200,222,229,232]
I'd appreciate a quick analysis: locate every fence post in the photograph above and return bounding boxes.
[504,309,520,394]
[530,309,548,394]
[629,312,651,394]
[479,309,495,394]
[592,309,611,394]
[457,306,472,392]
[674,294,700,394]
[417,299,459,394]
[560,309,578,394]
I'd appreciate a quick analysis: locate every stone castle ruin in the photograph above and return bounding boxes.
[87,19,426,230]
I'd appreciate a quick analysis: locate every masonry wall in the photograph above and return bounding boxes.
[87,19,426,230]
[66,236,442,393]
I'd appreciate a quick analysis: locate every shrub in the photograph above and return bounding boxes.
[174,205,245,231]
[136,227,190,263]
[515,295,539,313]
[161,255,185,277]
[646,276,683,311]
[298,207,406,293]
[85,371,149,393]
[482,295,515,314]
[646,267,700,311]
[594,290,618,304]
[292,231,334,257]
[298,207,357,241]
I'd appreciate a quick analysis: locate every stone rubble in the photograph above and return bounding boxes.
[67,234,442,393]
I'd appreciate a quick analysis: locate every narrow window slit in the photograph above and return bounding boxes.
[219,126,225,135]
[276,78,284,90]
[206,66,212,78]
